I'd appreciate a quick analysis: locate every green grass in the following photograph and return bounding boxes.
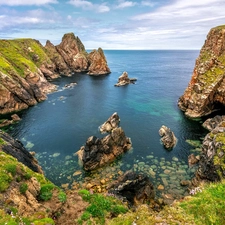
[19,182,28,194]
[78,189,128,225]
[39,183,55,201]
[179,180,225,225]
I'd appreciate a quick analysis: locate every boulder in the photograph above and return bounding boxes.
[159,125,177,149]
[114,71,137,87]
[108,171,155,206]
[188,153,200,167]
[76,113,132,171]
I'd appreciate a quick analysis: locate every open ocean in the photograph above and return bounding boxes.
[8,50,208,198]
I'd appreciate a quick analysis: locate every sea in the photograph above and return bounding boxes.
[8,50,209,199]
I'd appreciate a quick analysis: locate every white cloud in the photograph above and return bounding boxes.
[68,0,110,13]
[141,1,155,7]
[0,0,58,5]
[116,1,137,9]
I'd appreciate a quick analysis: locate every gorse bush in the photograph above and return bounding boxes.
[19,182,28,194]
[39,184,55,201]
[78,190,128,225]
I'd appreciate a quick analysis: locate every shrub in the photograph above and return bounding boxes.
[19,183,28,194]
[58,191,67,203]
[39,184,55,201]
[5,164,17,176]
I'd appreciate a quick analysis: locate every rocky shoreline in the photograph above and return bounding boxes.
[0,33,110,116]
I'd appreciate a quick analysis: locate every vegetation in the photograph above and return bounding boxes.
[78,189,128,225]
[19,182,28,194]
[39,183,55,201]
[58,191,67,203]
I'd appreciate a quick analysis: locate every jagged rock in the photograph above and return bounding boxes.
[114,71,137,86]
[108,171,155,206]
[193,115,225,185]
[99,112,120,133]
[188,154,199,167]
[11,114,21,122]
[0,130,43,173]
[178,25,225,118]
[159,125,177,149]
[56,33,89,73]
[87,48,111,75]
[202,115,225,131]
[0,33,110,115]
[76,113,132,171]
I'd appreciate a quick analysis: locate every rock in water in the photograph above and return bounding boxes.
[178,25,225,118]
[159,125,177,149]
[114,71,137,86]
[99,112,120,133]
[108,171,155,206]
[76,113,132,171]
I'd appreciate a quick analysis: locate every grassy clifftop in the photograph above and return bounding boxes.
[0,38,51,78]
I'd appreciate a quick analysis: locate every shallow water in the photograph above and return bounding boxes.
[8,50,208,199]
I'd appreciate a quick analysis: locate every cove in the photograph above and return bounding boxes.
[8,50,208,200]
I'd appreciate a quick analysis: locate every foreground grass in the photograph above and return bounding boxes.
[109,180,225,225]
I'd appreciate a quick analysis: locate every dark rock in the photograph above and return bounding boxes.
[159,125,177,149]
[202,115,225,131]
[76,113,132,171]
[0,130,43,173]
[114,71,137,87]
[108,171,155,206]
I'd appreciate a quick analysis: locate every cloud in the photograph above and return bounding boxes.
[67,0,110,13]
[141,1,155,7]
[0,0,58,5]
[116,1,137,9]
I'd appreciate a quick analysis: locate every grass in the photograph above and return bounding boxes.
[78,189,128,225]
[19,182,28,194]
[39,183,55,201]
[179,180,225,225]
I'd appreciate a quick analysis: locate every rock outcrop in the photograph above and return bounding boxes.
[87,48,111,75]
[178,25,225,118]
[108,171,155,206]
[193,115,225,185]
[114,71,137,87]
[159,125,177,149]
[0,33,110,115]
[76,113,132,171]
[0,130,43,173]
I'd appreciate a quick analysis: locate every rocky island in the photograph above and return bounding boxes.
[0,33,110,115]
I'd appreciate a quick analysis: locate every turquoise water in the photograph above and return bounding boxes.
[8,50,208,199]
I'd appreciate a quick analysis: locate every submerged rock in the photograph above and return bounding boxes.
[114,71,137,87]
[159,125,177,149]
[76,113,132,171]
[108,171,155,205]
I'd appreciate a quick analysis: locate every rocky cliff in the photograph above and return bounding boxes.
[178,25,225,118]
[0,33,110,115]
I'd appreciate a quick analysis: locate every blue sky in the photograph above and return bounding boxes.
[0,0,225,49]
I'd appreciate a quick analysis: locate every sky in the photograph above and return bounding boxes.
[0,0,225,50]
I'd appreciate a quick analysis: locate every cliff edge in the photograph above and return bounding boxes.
[178,25,225,118]
[0,33,110,115]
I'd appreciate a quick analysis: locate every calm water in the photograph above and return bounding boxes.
[8,50,208,198]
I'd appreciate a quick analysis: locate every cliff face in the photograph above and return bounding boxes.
[0,33,110,115]
[178,25,225,118]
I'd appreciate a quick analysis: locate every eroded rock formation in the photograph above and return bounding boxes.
[0,33,110,115]
[0,130,43,173]
[193,115,225,185]
[159,125,177,149]
[76,113,132,171]
[178,25,225,118]
[114,71,137,87]
[108,171,155,206]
